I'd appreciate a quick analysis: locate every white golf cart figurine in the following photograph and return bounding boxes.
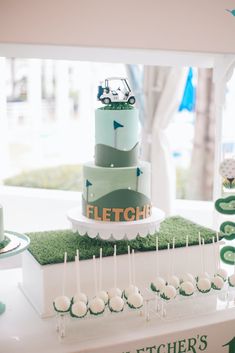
[97,77,136,105]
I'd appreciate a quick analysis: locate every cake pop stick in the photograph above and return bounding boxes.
[62,252,67,296]
[99,248,102,292]
[132,249,136,286]
[53,252,71,313]
[198,232,204,276]
[124,246,139,299]
[93,255,98,296]
[128,245,132,286]
[127,249,143,309]
[96,248,108,304]
[167,243,170,283]
[114,245,117,289]
[202,238,207,275]
[212,237,217,273]
[180,235,195,285]
[156,236,159,277]
[108,245,125,312]
[170,238,175,276]
[76,250,80,295]
[168,239,179,289]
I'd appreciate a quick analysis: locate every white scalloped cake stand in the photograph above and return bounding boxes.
[67,207,165,241]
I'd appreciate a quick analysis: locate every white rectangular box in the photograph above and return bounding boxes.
[21,243,218,318]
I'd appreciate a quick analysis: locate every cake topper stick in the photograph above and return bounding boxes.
[128,245,132,286]
[62,252,67,296]
[75,249,81,295]
[114,245,117,289]
[113,120,124,149]
[155,235,159,277]
[99,248,103,292]
[132,249,136,286]
[136,167,143,192]
[93,255,98,296]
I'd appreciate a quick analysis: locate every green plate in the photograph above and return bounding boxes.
[220,221,235,240]
[215,196,235,215]
[220,245,235,265]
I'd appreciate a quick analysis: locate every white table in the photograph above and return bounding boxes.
[1,268,235,353]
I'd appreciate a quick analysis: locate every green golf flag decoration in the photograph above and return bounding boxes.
[113,120,124,149]
[86,179,92,202]
[136,167,143,191]
[223,337,235,353]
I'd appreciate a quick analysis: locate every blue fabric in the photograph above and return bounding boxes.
[179,68,196,112]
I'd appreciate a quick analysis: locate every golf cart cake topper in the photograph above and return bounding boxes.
[97,77,136,105]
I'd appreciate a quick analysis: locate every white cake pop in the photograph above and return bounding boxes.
[89,297,105,315]
[70,300,88,318]
[73,292,88,305]
[168,275,180,289]
[108,287,122,299]
[196,272,210,282]
[97,290,109,304]
[216,268,228,282]
[109,296,124,313]
[53,295,71,313]
[127,292,143,309]
[124,284,139,299]
[151,277,166,293]
[228,274,235,287]
[160,285,177,300]
[196,277,211,293]
[211,275,224,290]
[179,281,195,296]
[181,273,196,285]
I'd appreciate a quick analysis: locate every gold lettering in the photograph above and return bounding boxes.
[112,208,124,221]
[124,207,135,221]
[136,206,146,220]
[86,205,94,218]
[94,206,102,221]
[103,208,111,221]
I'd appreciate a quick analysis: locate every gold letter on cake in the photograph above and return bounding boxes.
[124,207,135,221]
[136,206,146,220]
[94,206,102,221]
[112,208,124,221]
[103,208,111,221]
[86,205,94,218]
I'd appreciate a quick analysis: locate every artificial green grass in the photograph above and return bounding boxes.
[26,216,220,266]
[4,164,82,191]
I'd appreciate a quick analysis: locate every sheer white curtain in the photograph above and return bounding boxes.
[141,66,188,215]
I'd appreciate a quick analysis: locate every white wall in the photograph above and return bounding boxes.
[0,0,235,54]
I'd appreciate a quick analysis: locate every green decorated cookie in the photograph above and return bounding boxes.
[220,246,235,265]
[215,196,235,214]
[220,221,235,240]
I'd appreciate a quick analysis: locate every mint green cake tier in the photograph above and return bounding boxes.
[95,107,139,150]
[82,161,151,222]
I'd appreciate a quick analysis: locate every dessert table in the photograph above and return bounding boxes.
[1,268,234,353]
